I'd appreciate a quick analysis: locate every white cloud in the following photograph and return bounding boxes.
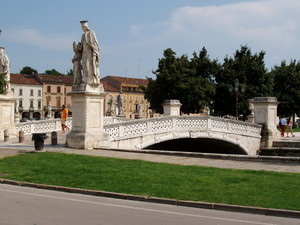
[4,29,76,51]
[130,0,300,66]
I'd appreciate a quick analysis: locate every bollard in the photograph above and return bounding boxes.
[51,131,57,145]
[19,130,24,143]
[4,129,9,142]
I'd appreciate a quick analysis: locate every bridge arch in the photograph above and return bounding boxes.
[140,132,249,155]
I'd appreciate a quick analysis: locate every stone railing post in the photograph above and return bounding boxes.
[251,97,279,147]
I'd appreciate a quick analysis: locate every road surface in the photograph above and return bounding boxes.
[0,183,299,225]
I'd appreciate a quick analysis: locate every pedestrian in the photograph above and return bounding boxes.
[61,105,70,132]
[279,116,287,137]
[286,117,295,137]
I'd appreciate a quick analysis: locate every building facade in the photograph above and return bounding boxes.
[10,74,43,120]
[101,76,151,119]
[37,74,73,118]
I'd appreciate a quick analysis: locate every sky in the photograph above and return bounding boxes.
[1,0,300,79]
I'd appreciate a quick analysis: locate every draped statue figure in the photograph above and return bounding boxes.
[79,20,100,85]
[0,47,10,93]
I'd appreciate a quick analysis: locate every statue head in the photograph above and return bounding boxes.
[80,20,90,32]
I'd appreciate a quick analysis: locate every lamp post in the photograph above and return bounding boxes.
[229,79,245,119]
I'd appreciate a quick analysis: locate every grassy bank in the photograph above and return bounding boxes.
[0,152,299,211]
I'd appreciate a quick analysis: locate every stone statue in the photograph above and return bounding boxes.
[137,103,143,118]
[0,47,10,93]
[47,102,53,118]
[72,41,82,84]
[79,20,100,85]
[117,92,124,116]
[110,95,115,115]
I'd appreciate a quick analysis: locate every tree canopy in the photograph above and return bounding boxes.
[20,66,38,75]
[214,45,273,118]
[143,48,218,114]
[144,45,280,119]
[271,60,300,117]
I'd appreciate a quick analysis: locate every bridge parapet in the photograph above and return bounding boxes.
[14,117,129,135]
[104,116,262,140]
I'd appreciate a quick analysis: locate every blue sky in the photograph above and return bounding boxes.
[1,0,300,79]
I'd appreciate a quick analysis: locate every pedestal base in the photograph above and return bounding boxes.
[65,84,110,150]
[66,131,109,150]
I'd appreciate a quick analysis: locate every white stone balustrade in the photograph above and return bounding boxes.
[104,116,261,140]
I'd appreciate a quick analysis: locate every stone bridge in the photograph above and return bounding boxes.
[104,116,262,155]
[15,116,262,155]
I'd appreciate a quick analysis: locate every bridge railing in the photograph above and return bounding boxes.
[104,116,262,140]
[14,117,130,135]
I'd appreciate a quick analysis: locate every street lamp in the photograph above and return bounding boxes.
[229,79,245,119]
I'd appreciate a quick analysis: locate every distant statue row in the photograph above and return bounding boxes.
[72,21,100,86]
[109,92,143,118]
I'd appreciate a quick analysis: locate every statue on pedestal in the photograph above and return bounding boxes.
[0,47,10,93]
[72,21,102,92]
[117,91,124,116]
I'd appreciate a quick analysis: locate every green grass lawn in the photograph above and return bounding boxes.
[0,152,299,211]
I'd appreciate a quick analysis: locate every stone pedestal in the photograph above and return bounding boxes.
[0,94,17,141]
[65,84,109,149]
[251,97,280,147]
[162,99,182,116]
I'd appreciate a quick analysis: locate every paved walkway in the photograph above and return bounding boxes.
[0,131,299,173]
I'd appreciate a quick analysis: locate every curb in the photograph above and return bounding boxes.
[106,148,300,164]
[1,179,300,219]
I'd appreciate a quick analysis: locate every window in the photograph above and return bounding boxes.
[38,90,41,97]
[30,100,34,108]
[19,89,23,96]
[47,86,51,93]
[19,100,23,107]
[30,89,34,96]
[38,100,41,109]
[56,98,61,107]
[57,86,61,93]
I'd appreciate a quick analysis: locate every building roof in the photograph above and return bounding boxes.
[101,75,149,90]
[101,81,119,92]
[10,74,42,86]
[37,74,73,85]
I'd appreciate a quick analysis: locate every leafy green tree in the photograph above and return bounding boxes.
[271,60,300,117]
[44,69,63,76]
[143,48,218,114]
[20,66,38,75]
[213,45,273,118]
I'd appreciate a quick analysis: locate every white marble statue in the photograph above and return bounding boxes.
[110,96,115,115]
[79,20,100,85]
[72,41,83,84]
[117,92,124,116]
[0,47,10,93]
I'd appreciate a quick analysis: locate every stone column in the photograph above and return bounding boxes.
[65,84,109,149]
[162,99,182,116]
[251,97,280,147]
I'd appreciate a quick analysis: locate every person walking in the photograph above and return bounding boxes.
[61,105,70,132]
[286,117,295,137]
[279,117,287,137]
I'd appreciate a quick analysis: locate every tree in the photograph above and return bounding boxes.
[143,48,218,114]
[44,69,63,76]
[20,66,38,75]
[213,45,273,118]
[271,60,300,117]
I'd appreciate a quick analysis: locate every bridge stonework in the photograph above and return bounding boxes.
[104,116,262,155]
[15,116,262,155]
